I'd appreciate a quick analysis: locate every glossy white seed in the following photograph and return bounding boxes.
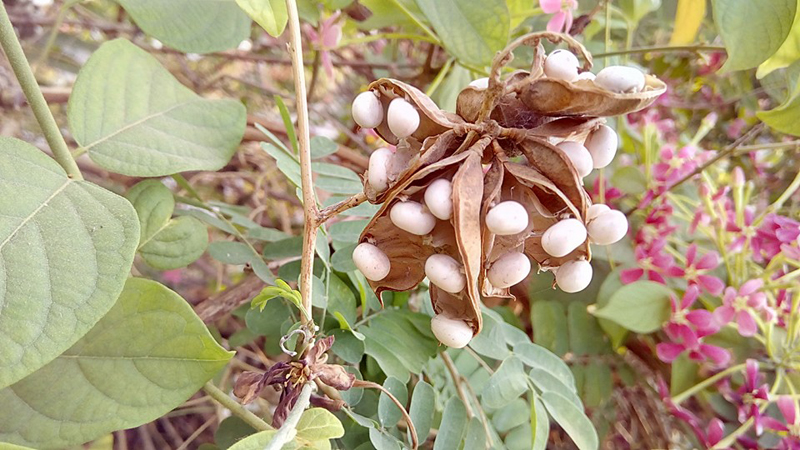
[390,201,436,235]
[352,91,383,128]
[424,178,453,220]
[577,71,596,81]
[352,243,390,281]
[425,254,466,293]
[486,201,529,235]
[367,148,393,192]
[544,49,580,82]
[588,209,628,245]
[431,314,473,348]
[387,98,420,138]
[556,260,593,293]
[487,252,531,288]
[595,66,646,93]
[586,204,610,223]
[469,77,489,89]
[584,125,618,169]
[557,141,593,178]
[542,219,587,257]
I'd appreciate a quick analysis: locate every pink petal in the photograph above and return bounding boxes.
[687,310,713,330]
[563,10,574,33]
[707,418,724,445]
[740,279,764,296]
[737,311,758,336]
[648,270,667,284]
[762,416,789,433]
[666,266,685,277]
[546,11,567,32]
[745,359,760,386]
[723,287,736,306]
[713,305,735,325]
[539,0,563,14]
[747,292,767,310]
[686,244,697,265]
[656,342,685,363]
[778,396,797,425]
[681,285,700,309]
[697,275,725,296]
[321,52,334,79]
[696,252,719,270]
[699,344,731,366]
[620,268,644,284]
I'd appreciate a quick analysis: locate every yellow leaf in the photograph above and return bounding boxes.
[757,3,800,78]
[669,0,706,45]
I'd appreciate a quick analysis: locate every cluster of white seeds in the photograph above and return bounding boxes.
[543,49,647,93]
[352,90,421,138]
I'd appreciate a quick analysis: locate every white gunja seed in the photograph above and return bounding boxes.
[544,49,580,82]
[390,201,436,235]
[487,252,531,288]
[352,242,390,281]
[586,204,610,223]
[588,209,628,245]
[556,260,593,293]
[584,125,618,169]
[387,98,420,138]
[577,71,596,81]
[542,219,587,257]
[430,314,473,348]
[425,254,466,294]
[557,141,593,178]
[352,91,383,129]
[469,77,489,89]
[424,178,454,220]
[485,201,528,236]
[368,148,393,192]
[595,66,646,93]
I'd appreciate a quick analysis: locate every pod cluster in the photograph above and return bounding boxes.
[350,32,665,348]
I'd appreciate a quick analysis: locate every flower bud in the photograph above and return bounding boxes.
[557,141,593,178]
[431,314,473,348]
[556,260,593,293]
[424,178,453,220]
[368,148,393,191]
[487,251,531,288]
[584,125,618,169]
[425,254,466,293]
[586,203,610,223]
[469,77,489,89]
[542,219,587,257]
[390,201,436,235]
[577,71,596,81]
[544,49,580,82]
[387,98,420,138]
[352,91,383,129]
[595,66,646,93]
[587,209,628,245]
[352,242,390,281]
[486,201,529,236]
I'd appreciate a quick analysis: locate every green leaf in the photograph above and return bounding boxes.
[262,143,302,189]
[433,397,468,450]
[713,0,797,72]
[0,278,233,448]
[368,428,403,450]
[312,163,363,195]
[310,136,339,159]
[116,0,251,53]
[236,0,288,37]
[415,0,510,66]
[378,377,408,429]
[541,392,598,450]
[530,300,569,356]
[463,417,487,450]
[492,398,528,433]
[759,4,800,78]
[531,396,549,450]
[209,241,254,264]
[0,138,139,389]
[214,416,257,449]
[482,356,528,410]
[514,343,575,390]
[591,281,672,333]
[329,219,369,244]
[227,431,286,450]
[296,408,345,441]
[69,39,246,177]
[611,166,647,196]
[408,381,435,444]
[529,368,583,408]
[360,311,439,382]
[432,64,472,113]
[329,329,365,364]
[594,269,629,348]
[757,80,800,136]
[247,226,290,242]
[331,244,358,272]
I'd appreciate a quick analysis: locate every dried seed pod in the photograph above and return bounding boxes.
[542,219,587,257]
[367,148,393,191]
[595,66,646,93]
[487,251,531,288]
[425,254,466,293]
[584,125,618,169]
[387,98,420,138]
[424,178,454,220]
[390,201,436,235]
[431,314,473,348]
[353,242,391,281]
[485,201,528,235]
[556,141,593,178]
[544,49,580,81]
[556,259,593,293]
[352,90,383,128]
[587,209,628,245]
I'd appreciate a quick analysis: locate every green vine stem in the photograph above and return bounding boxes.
[671,363,747,405]
[592,44,726,58]
[202,381,272,432]
[0,3,82,180]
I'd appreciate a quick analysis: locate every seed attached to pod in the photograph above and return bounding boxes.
[577,71,596,81]
[431,314,473,348]
[487,251,531,288]
[595,66,646,93]
[469,77,489,89]
[352,242,390,281]
[351,91,383,129]
[557,141,593,178]
[424,178,453,220]
[486,201,529,236]
[542,219,588,257]
[425,254,466,293]
[368,148,393,191]
[584,125,618,169]
[556,260,593,293]
[387,98,420,138]
[544,49,580,82]
[588,209,628,245]
[390,201,436,235]
[586,203,610,223]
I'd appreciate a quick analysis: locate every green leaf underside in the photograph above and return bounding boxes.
[758,79,800,137]
[116,0,252,53]
[236,0,289,37]
[591,281,673,333]
[68,39,246,177]
[541,391,599,450]
[296,408,345,441]
[360,311,439,383]
[0,278,233,449]
[0,138,139,389]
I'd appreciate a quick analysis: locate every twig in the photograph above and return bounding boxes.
[0,3,82,179]
[202,381,273,432]
[318,192,368,223]
[440,352,475,418]
[175,416,215,450]
[196,274,266,322]
[265,382,314,450]
[354,380,419,449]
[592,44,726,58]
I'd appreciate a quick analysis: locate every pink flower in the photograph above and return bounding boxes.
[753,214,800,263]
[587,177,623,204]
[666,244,725,295]
[666,286,717,334]
[621,238,676,284]
[540,0,578,33]
[304,12,342,78]
[764,396,800,449]
[726,206,756,253]
[656,322,730,366]
[713,280,767,337]
[723,360,769,435]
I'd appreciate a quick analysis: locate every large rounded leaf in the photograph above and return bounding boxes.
[0,138,138,389]
[68,39,247,177]
[0,278,234,449]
